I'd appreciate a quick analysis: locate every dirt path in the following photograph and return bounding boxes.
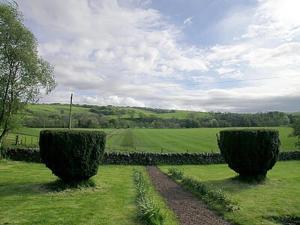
[147,166,231,225]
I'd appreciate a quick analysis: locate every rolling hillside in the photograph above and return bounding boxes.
[24,103,208,120]
[21,103,298,129]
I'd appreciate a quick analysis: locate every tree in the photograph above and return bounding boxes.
[0,2,56,147]
[291,118,300,148]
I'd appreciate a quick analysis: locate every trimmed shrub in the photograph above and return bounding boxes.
[218,129,280,178]
[39,130,106,182]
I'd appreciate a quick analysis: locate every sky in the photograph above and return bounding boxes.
[11,0,300,112]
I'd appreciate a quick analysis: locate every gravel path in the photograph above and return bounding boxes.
[147,166,231,225]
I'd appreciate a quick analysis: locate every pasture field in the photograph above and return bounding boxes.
[26,104,92,115]
[0,161,178,225]
[160,161,300,225]
[24,104,208,120]
[5,127,299,152]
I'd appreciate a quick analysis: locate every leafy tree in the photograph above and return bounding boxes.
[291,118,300,148]
[0,2,56,146]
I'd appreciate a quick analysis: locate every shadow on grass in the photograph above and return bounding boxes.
[202,175,268,193]
[43,179,96,192]
[231,174,267,184]
[268,215,300,225]
[0,179,96,197]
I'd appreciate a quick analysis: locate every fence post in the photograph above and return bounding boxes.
[15,135,19,145]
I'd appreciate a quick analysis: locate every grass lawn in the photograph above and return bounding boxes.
[106,127,298,152]
[160,161,300,225]
[4,127,299,152]
[0,161,177,225]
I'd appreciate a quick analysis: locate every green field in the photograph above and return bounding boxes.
[25,104,208,120]
[0,161,178,225]
[26,104,92,115]
[5,127,299,152]
[160,161,300,225]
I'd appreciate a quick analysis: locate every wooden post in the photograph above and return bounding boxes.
[15,135,19,145]
[68,93,73,129]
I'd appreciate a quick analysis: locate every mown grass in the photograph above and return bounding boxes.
[0,160,177,225]
[0,161,138,225]
[160,161,300,225]
[106,127,298,152]
[4,127,299,152]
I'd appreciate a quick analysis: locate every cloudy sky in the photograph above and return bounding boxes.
[14,0,300,112]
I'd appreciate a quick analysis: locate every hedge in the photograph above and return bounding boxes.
[39,130,106,181]
[218,129,280,178]
[2,148,300,164]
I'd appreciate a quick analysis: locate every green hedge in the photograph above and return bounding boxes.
[218,129,280,178]
[39,130,106,181]
[2,148,300,164]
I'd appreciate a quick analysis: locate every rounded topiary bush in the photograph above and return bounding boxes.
[218,129,280,178]
[39,130,106,182]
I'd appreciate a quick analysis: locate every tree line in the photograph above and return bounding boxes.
[24,107,295,129]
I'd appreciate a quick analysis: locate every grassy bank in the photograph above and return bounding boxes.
[160,161,300,225]
[0,161,177,225]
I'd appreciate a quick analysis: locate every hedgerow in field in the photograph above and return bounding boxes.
[133,170,164,225]
[39,130,106,182]
[218,129,280,179]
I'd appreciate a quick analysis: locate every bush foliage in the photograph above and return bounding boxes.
[218,129,280,178]
[168,168,183,180]
[134,170,164,225]
[39,130,106,181]
[167,168,239,212]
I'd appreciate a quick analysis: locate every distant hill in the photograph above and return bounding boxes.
[24,103,208,120]
[22,103,298,129]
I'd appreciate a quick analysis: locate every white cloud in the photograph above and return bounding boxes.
[17,0,300,112]
[183,17,193,26]
[243,0,300,41]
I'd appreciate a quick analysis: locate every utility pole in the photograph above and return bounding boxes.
[68,93,73,129]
